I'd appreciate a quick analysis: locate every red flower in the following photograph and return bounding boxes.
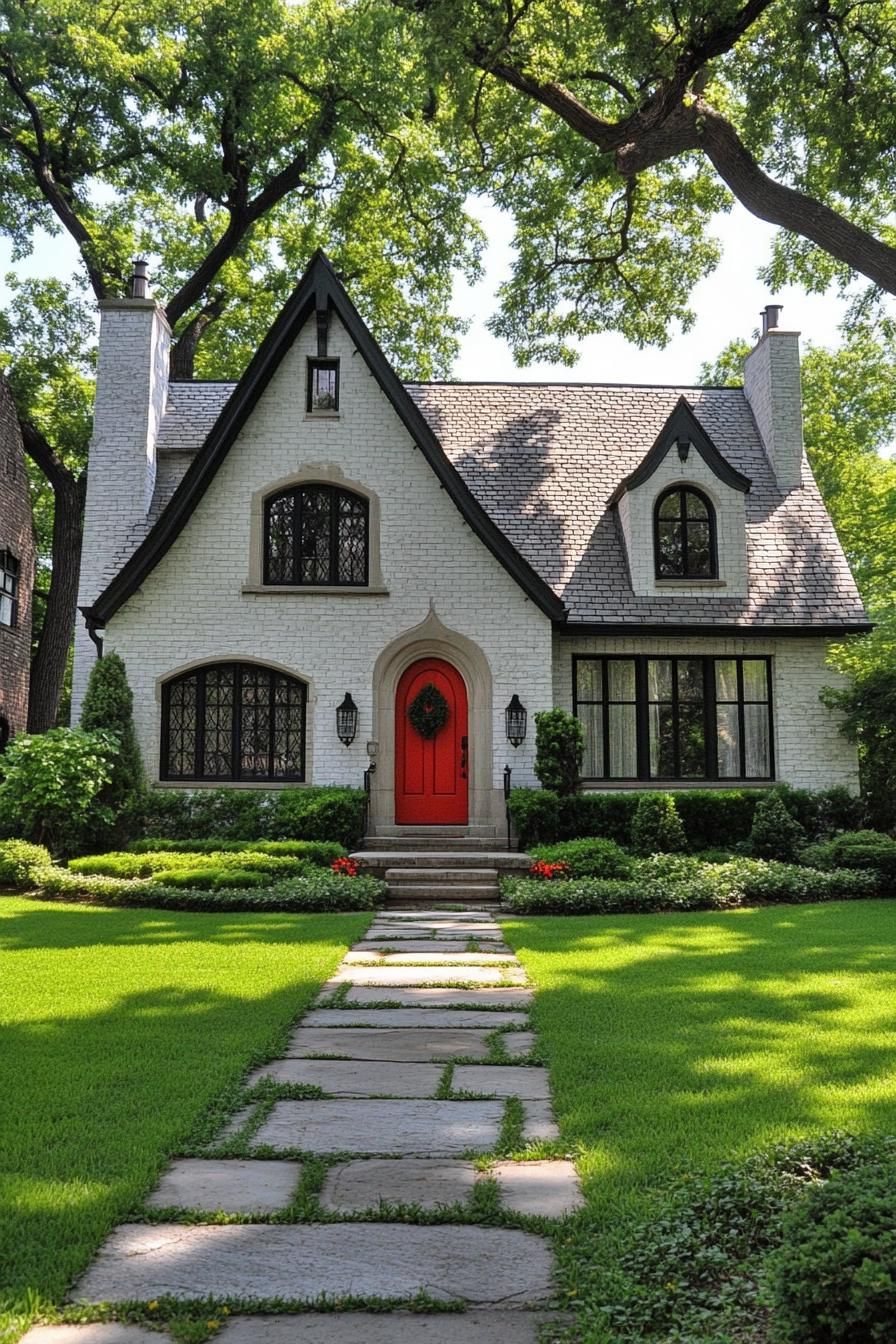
[331,857,360,877]
[529,860,570,881]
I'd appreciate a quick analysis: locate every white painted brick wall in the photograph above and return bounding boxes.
[97,312,554,809]
[552,632,859,792]
[618,452,748,597]
[743,329,804,491]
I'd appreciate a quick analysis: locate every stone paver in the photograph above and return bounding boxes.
[146,1159,299,1213]
[73,1223,554,1306]
[356,939,508,953]
[492,1161,585,1217]
[20,1330,164,1344]
[253,1099,505,1154]
[217,1313,567,1342]
[217,1104,256,1139]
[327,965,526,986]
[365,926,506,941]
[338,986,533,1008]
[302,1008,529,1028]
[344,950,514,965]
[522,1101,560,1141]
[285,1026,493,1060]
[249,1060,443,1096]
[453,1066,551,1099]
[502,1031,536,1055]
[320,1158,476,1212]
[373,910,499,921]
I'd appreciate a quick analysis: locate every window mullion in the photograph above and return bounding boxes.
[636,658,649,778]
[736,659,747,778]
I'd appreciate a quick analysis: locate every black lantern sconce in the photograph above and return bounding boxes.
[505,695,527,748]
[336,693,358,746]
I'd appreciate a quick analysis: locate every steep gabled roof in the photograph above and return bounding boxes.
[607,395,751,506]
[83,251,566,627]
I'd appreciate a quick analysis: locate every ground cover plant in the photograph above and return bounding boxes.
[502,902,896,1341]
[0,896,369,1340]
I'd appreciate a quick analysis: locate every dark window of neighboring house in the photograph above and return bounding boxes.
[307,358,339,413]
[0,550,19,627]
[574,655,774,781]
[161,662,307,782]
[264,484,368,586]
[654,486,717,578]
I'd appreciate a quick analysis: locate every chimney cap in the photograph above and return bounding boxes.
[129,259,150,300]
[760,303,784,336]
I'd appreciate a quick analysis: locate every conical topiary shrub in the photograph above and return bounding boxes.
[631,792,687,855]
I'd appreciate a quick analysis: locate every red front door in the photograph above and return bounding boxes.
[395,657,469,825]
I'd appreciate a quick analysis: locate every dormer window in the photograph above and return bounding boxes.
[654,486,716,579]
[0,549,19,627]
[307,358,339,414]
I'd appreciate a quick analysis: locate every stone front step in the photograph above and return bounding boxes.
[385,867,499,883]
[72,1222,555,1307]
[21,1319,572,1344]
[385,884,500,906]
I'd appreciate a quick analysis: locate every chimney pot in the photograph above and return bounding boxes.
[129,259,149,300]
[761,303,783,336]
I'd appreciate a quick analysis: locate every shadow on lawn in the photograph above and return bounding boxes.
[0,899,368,951]
[506,903,896,1218]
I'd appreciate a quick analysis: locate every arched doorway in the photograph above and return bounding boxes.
[395,657,469,824]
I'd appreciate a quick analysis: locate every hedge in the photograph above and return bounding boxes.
[138,785,367,849]
[68,849,314,883]
[508,785,865,850]
[127,838,346,865]
[34,865,384,912]
[501,854,880,915]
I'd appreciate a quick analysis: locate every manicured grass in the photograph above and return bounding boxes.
[0,896,369,1337]
[503,900,896,1224]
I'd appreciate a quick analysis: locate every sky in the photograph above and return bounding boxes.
[0,194,859,386]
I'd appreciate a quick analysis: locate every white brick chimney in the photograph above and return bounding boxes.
[743,305,804,492]
[72,263,171,717]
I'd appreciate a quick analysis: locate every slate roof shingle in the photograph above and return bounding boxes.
[146,377,868,630]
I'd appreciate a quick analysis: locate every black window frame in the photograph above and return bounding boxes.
[573,654,775,783]
[0,549,19,629]
[653,485,718,579]
[306,357,339,414]
[160,661,307,783]
[263,483,369,587]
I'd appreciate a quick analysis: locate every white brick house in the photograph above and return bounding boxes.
[75,253,869,832]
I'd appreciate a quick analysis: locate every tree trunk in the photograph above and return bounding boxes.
[21,423,85,731]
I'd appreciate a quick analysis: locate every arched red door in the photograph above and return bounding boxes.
[395,657,469,825]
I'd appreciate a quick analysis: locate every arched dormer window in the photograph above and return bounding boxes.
[161,662,307,781]
[264,483,368,587]
[654,487,717,579]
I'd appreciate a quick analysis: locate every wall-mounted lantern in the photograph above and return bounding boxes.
[505,694,527,748]
[336,692,358,746]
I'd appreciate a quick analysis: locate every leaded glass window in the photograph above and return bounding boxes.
[307,359,339,413]
[574,655,773,781]
[264,484,369,587]
[654,487,717,578]
[161,663,306,781]
[0,549,19,627]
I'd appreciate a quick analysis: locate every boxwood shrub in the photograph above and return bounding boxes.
[802,829,896,880]
[35,864,383,911]
[127,838,346,865]
[138,785,367,848]
[68,849,312,883]
[0,839,54,889]
[529,838,635,879]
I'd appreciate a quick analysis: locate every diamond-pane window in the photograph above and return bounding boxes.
[264,484,368,587]
[161,663,306,781]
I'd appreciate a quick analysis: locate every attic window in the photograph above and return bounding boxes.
[307,358,339,414]
[0,549,19,627]
[654,486,716,579]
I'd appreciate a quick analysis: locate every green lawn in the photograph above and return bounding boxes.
[0,896,368,1337]
[503,900,896,1224]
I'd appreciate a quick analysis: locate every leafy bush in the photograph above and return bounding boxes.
[802,829,896,881]
[500,855,878,914]
[750,790,807,861]
[79,651,144,843]
[603,1132,896,1343]
[529,837,634,879]
[507,788,561,847]
[533,710,584,795]
[68,849,310,883]
[766,1162,896,1343]
[0,840,53,889]
[631,792,686,855]
[37,864,383,912]
[0,728,118,856]
[137,786,366,848]
[823,662,896,830]
[128,837,345,865]
[155,867,273,891]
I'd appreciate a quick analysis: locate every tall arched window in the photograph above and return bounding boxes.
[161,662,307,781]
[0,549,19,626]
[264,484,368,586]
[654,487,717,579]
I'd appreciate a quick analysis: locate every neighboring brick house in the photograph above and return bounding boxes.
[74,252,869,833]
[0,373,34,745]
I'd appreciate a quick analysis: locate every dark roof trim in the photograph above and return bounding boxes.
[84,251,566,626]
[556,621,874,638]
[607,396,751,506]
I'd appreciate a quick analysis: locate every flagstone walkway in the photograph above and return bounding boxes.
[25,911,582,1343]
